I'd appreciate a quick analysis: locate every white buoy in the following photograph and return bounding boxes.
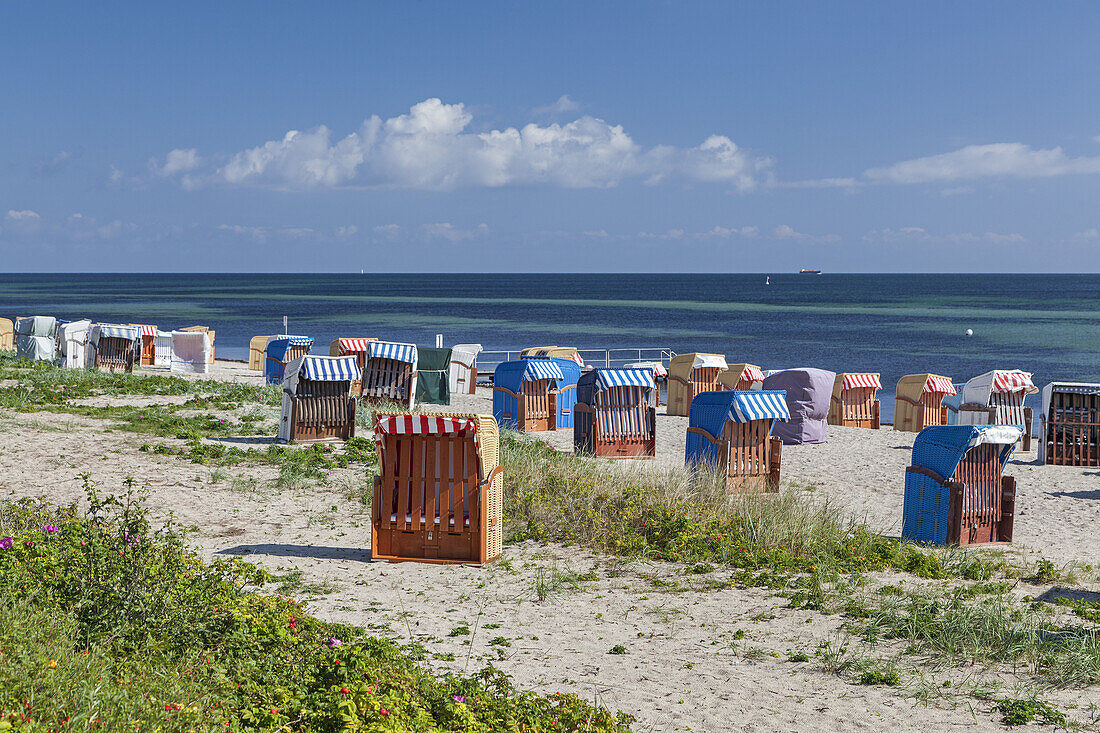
[965,329,973,337]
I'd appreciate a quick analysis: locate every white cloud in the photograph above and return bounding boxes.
[781,177,860,189]
[773,224,803,239]
[217,224,268,241]
[771,224,840,243]
[6,209,40,221]
[153,148,201,176]
[335,225,358,238]
[373,224,401,236]
[532,94,580,118]
[864,143,1100,184]
[165,98,769,192]
[863,227,1026,244]
[424,222,489,242]
[1073,228,1100,240]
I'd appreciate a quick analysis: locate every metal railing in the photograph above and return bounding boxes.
[476,347,675,382]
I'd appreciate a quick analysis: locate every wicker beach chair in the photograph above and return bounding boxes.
[493,358,566,432]
[828,373,882,429]
[762,368,836,445]
[957,370,1037,450]
[415,347,453,405]
[449,343,483,395]
[0,317,15,351]
[1039,382,1100,466]
[130,324,158,366]
[170,330,212,374]
[249,335,279,371]
[902,425,1022,546]
[371,412,503,564]
[265,336,313,385]
[894,374,956,433]
[574,368,657,458]
[14,316,58,362]
[277,355,359,444]
[58,320,91,369]
[667,353,728,417]
[178,326,215,362]
[717,363,765,392]
[329,338,377,395]
[686,390,789,492]
[361,341,418,409]
[89,324,139,373]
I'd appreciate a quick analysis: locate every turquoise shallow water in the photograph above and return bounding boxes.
[2,273,1097,421]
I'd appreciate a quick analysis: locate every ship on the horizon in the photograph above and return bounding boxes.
[799,268,822,274]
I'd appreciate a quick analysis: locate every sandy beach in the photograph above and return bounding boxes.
[1,359,1098,731]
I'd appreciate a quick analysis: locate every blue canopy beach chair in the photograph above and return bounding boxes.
[686,390,789,492]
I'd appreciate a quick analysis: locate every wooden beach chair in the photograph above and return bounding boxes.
[667,353,728,417]
[90,324,139,373]
[330,338,377,395]
[574,368,656,458]
[249,335,278,371]
[415,347,452,405]
[717,363,765,392]
[178,326,216,362]
[902,425,1021,546]
[265,336,314,384]
[958,370,1037,450]
[492,358,565,432]
[371,412,503,564]
[0,317,16,351]
[1039,382,1100,466]
[361,341,418,409]
[449,343,483,395]
[894,374,956,433]
[685,390,789,492]
[277,355,359,444]
[129,324,158,366]
[828,373,882,429]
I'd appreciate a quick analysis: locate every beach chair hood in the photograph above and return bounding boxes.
[449,343,483,393]
[415,346,453,405]
[249,335,278,370]
[686,390,789,466]
[896,374,956,403]
[14,316,58,362]
[717,363,765,390]
[368,340,417,365]
[90,324,139,347]
[59,320,92,369]
[170,330,212,374]
[623,361,667,378]
[576,368,656,406]
[961,370,1037,405]
[762,368,836,444]
[332,337,376,356]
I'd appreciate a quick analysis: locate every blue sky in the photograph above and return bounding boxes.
[2,1,1099,272]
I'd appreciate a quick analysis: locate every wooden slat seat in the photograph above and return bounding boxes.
[285,378,356,443]
[575,385,655,458]
[362,357,416,408]
[94,337,135,373]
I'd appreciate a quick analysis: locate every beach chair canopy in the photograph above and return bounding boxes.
[835,373,882,391]
[495,358,566,390]
[283,354,359,392]
[961,370,1037,405]
[374,413,493,481]
[15,316,58,362]
[267,336,314,361]
[576,368,656,404]
[1041,381,1100,415]
[170,330,211,374]
[59,320,92,369]
[762,368,836,444]
[452,343,483,362]
[669,353,728,378]
[333,337,376,355]
[449,343,483,393]
[415,347,453,405]
[623,360,668,377]
[90,324,139,346]
[910,424,1022,488]
[686,390,789,467]
[717,363,765,389]
[896,374,957,403]
[368,340,417,364]
[520,346,584,366]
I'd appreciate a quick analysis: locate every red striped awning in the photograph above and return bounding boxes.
[992,370,1035,394]
[743,365,765,383]
[923,375,956,395]
[373,415,479,451]
[570,351,584,366]
[842,373,882,390]
[140,325,157,337]
[338,338,375,354]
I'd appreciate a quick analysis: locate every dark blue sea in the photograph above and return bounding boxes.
[3,273,1097,420]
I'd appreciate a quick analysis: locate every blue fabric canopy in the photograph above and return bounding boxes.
[729,390,790,423]
[521,358,565,381]
[368,340,417,364]
[301,355,361,382]
[686,390,788,468]
[594,368,656,392]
